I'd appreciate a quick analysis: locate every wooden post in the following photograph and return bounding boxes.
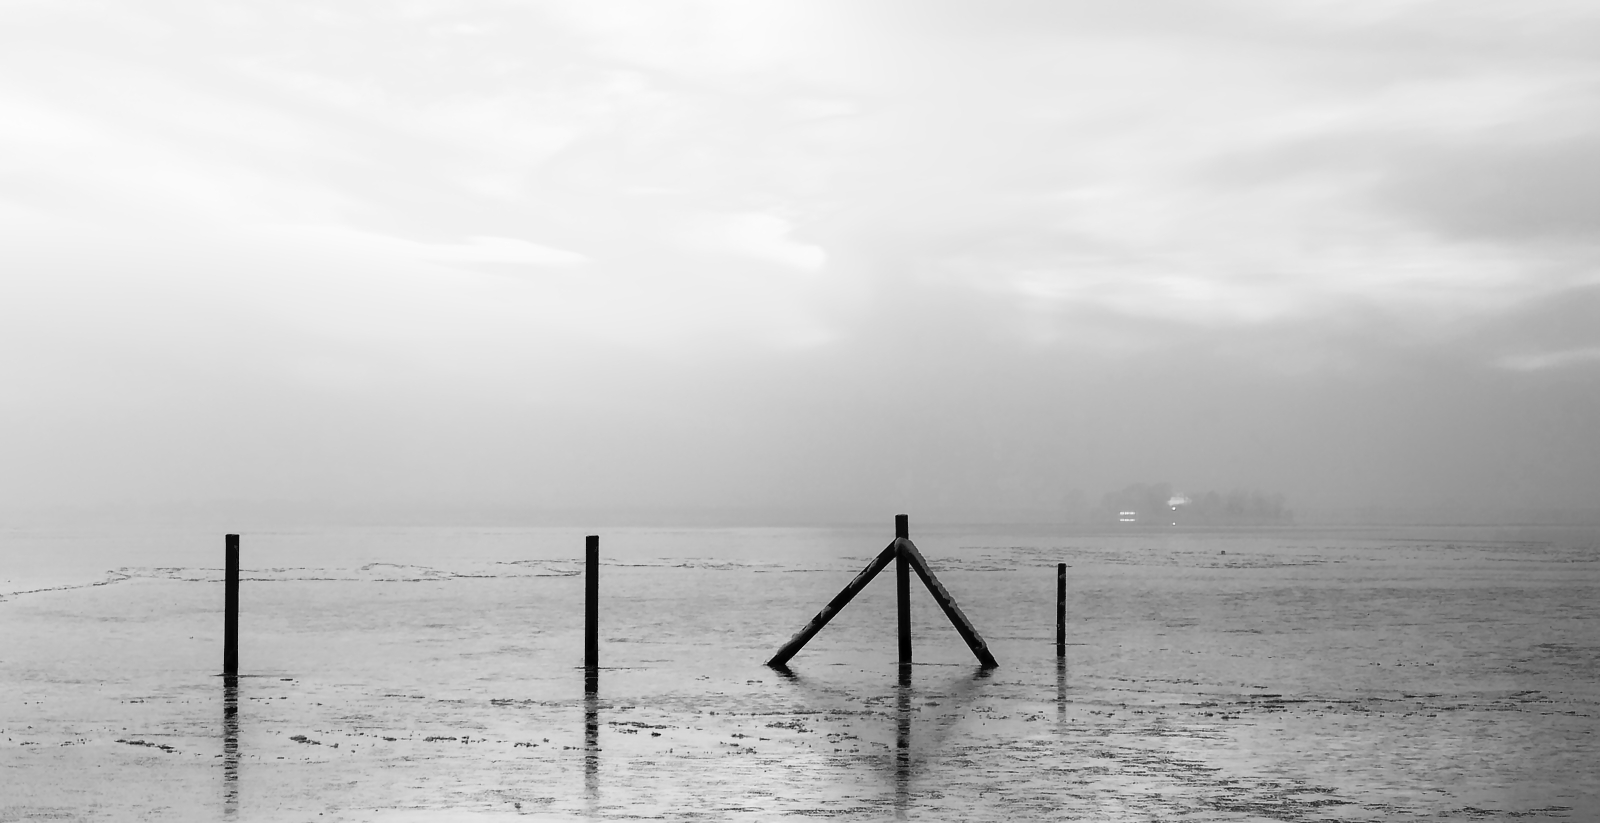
[585,535,598,691]
[767,543,897,667]
[765,514,1000,669]
[1056,562,1066,658]
[224,534,239,676]
[895,515,911,665]
[898,538,998,668]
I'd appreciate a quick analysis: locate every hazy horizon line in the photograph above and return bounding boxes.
[6,502,1599,531]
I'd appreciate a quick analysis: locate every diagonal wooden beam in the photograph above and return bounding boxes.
[766,542,899,667]
[897,537,999,668]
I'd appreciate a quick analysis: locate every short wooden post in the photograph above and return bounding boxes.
[1056,562,1066,658]
[224,534,239,676]
[895,515,911,665]
[585,535,599,691]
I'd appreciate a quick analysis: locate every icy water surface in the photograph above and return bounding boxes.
[2,524,1597,821]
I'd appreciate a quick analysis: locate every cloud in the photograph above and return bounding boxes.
[675,212,827,271]
[1383,132,1600,244]
[417,235,589,268]
[6,0,1600,517]
[1494,347,1600,371]
[9,0,1591,341]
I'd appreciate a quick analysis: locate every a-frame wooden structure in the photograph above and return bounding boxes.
[767,515,998,669]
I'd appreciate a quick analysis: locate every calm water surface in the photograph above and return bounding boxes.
[2,523,1596,821]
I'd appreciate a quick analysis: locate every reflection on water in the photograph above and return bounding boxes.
[7,526,1593,820]
[765,664,990,819]
[895,665,911,819]
[585,662,599,814]
[1056,657,1068,724]
[583,690,599,813]
[222,675,239,817]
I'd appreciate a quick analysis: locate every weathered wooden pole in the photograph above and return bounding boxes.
[766,514,999,668]
[898,539,999,668]
[1056,562,1066,658]
[585,535,599,691]
[224,534,239,676]
[767,543,897,667]
[896,515,912,665]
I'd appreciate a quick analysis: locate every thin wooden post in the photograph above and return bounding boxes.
[1056,562,1066,658]
[896,515,911,665]
[767,543,898,667]
[223,534,239,676]
[585,535,599,691]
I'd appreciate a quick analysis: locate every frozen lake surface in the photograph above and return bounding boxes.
[2,523,1597,821]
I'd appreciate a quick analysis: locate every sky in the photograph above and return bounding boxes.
[3,0,1598,525]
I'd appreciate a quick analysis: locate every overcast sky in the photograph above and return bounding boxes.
[3,0,1598,524]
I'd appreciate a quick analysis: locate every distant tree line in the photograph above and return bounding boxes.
[1095,481,1292,526]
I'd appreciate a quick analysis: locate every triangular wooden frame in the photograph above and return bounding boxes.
[766,524,998,669]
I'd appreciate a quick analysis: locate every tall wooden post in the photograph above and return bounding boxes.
[1056,562,1066,658]
[896,515,911,665]
[224,534,239,676]
[585,535,599,692]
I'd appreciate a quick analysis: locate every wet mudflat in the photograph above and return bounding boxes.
[1,525,1596,821]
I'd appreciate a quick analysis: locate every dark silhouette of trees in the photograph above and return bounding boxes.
[1095,481,1291,525]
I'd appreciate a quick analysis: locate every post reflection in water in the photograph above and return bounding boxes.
[583,690,600,810]
[775,664,992,818]
[222,675,240,817]
[1056,656,1068,723]
[895,665,912,819]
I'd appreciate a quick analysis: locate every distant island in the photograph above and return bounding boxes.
[1094,481,1292,526]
